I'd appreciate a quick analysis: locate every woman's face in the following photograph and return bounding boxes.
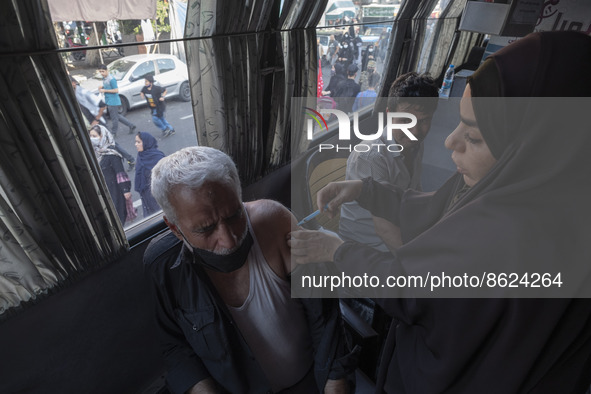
[445,85,497,187]
[89,129,100,139]
[135,135,144,152]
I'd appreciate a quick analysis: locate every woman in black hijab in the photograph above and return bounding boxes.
[290,31,591,393]
[323,63,347,97]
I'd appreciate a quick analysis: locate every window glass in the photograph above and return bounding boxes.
[109,59,136,81]
[157,58,176,74]
[68,47,197,232]
[416,0,446,73]
[315,0,396,139]
[131,61,156,81]
[55,12,198,235]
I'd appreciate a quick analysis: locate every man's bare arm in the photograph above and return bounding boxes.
[245,199,298,277]
[99,87,118,94]
[186,378,221,394]
[324,377,350,394]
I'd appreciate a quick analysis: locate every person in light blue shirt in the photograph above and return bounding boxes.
[98,64,137,136]
[352,73,379,112]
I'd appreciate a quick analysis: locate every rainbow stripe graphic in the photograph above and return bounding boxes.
[304,107,328,133]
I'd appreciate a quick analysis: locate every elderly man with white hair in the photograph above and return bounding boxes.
[144,146,354,394]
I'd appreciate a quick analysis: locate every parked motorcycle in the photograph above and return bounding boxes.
[65,36,87,61]
[62,21,90,61]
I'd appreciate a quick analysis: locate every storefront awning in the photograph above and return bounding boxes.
[47,0,156,22]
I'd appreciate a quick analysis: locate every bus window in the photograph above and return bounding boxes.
[53,13,198,233]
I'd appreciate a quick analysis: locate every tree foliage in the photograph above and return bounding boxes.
[155,0,172,34]
[118,0,171,37]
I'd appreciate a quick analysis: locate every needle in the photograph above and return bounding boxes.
[297,204,329,226]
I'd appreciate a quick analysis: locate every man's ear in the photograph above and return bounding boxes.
[163,216,183,241]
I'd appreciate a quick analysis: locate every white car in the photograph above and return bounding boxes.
[95,54,191,115]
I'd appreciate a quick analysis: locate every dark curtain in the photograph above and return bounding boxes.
[184,0,327,184]
[0,1,128,317]
[377,0,479,99]
[423,0,483,79]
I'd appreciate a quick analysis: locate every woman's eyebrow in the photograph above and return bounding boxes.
[460,115,478,127]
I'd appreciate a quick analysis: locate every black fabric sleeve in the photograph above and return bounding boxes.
[333,241,407,301]
[153,282,210,394]
[155,85,166,116]
[143,236,211,394]
[356,177,404,226]
[300,297,358,390]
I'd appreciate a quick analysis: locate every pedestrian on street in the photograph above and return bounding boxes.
[334,64,361,113]
[70,76,106,127]
[140,75,175,138]
[134,131,165,217]
[98,63,137,137]
[71,76,135,171]
[89,125,133,225]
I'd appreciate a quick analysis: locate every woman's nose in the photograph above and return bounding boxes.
[445,126,463,152]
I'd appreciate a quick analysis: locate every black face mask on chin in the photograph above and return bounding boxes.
[182,230,254,273]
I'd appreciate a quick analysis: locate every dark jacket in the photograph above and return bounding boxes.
[134,132,164,216]
[100,153,130,223]
[144,231,355,394]
[334,79,361,113]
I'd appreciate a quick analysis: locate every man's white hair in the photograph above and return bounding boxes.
[151,146,241,224]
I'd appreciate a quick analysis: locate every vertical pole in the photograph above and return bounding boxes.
[155,16,159,54]
[93,22,105,64]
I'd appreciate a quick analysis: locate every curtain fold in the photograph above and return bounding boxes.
[185,35,264,182]
[423,0,479,79]
[409,0,441,73]
[0,0,128,317]
[376,1,424,100]
[184,0,327,183]
[376,0,477,98]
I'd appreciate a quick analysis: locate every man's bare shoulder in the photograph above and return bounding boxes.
[244,200,294,276]
[244,199,293,226]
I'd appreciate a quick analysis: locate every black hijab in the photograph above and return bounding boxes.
[395,32,591,392]
[468,31,591,159]
[398,30,591,294]
[338,31,591,393]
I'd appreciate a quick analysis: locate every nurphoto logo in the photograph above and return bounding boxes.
[304,107,418,153]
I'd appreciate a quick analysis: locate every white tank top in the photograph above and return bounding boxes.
[228,211,313,392]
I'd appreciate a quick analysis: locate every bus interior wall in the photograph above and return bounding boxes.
[0,240,163,393]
